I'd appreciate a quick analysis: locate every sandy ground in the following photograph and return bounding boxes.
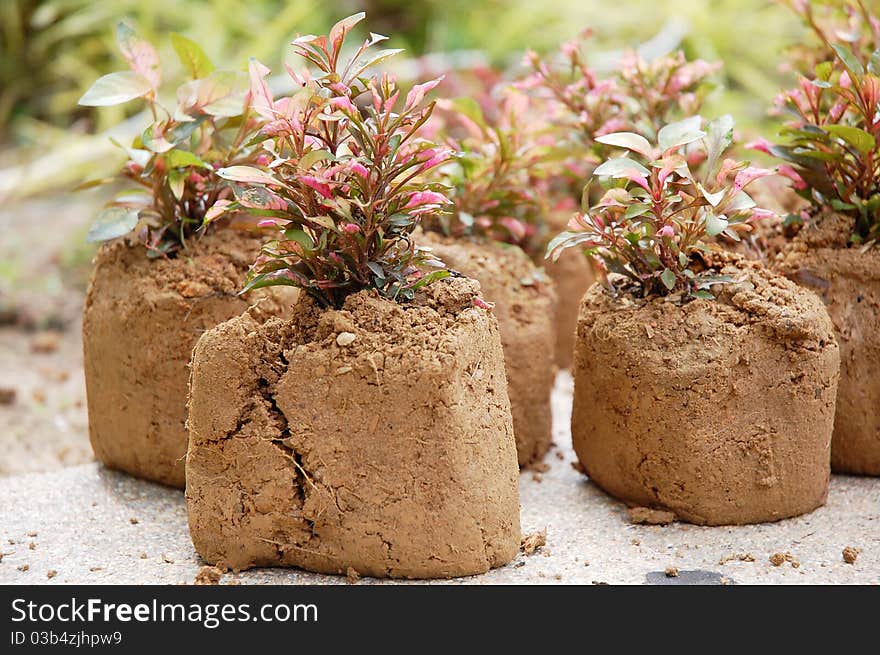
[0,374,876,585]
[0,193,99,477]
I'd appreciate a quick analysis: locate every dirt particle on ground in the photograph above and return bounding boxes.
[139,552,147,559]
[46,570,57,579]
[26,531,37,537]
[17,564,29,572]
[627,507,677,525]
[89,567,103,572]
[28,542,35,550]
[346,567,361,584]
[842,546,860,564]
[31,389,46,404]
[194,565,223,585]
[521,530,547,556]
[335,332,357,347]
[531,461,550,473]
[161,554,174,564]
[30,332,60,354]
[555,451,564,461]
[630,538,641,546]
[664,566,679,578]
[0,387,16,405]
[769,552,799,568]
[531,472,543,482]
[719,552,755,565]
[129,518,139,525]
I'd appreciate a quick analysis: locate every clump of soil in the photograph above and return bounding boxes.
[572,253,840,525]
[194,565,223,585]
[719,553,755,565]
[0,388,15,405]
[627,507,677,525]
[769,552,800,568]
[82,227,295,488]
[521,530,547,556]
[539,212,596,369]
[842,546,859,564]
[776,212,880,475]
[419,232,557,467]
[186,277,521,578]
[664,566,679,578]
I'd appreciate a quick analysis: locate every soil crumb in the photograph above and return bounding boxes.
[194,566,223,585]
[129,518,139,525]
[628,507,677,525]
[0,388,16,405]
[346,567,361,584]
[842,546,859,564]
[665,566,679,578]
[521,530,547,556]
[30,332,60,353]
[46,570,57,579]
[769,552,800,568]
[17,565,29,572]
[719,553,756,565]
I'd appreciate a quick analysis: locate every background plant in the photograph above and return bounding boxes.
[520,32,720,215]
[78,23,266,255]
[420,85,552,256]
[768,0,880,243]
[210,13,453,308]
[547,115,777,297]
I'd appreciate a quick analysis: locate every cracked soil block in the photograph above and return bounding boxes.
[83,228,291,488]
[420,233,556,467]
[572,255,840,525]
[185,277,521,578]
[776,212,880,475]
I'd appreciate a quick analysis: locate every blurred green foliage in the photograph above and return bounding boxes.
[1,0,809,150]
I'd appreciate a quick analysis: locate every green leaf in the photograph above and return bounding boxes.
[704,212,729,236]
[832,44,864,76]
[815,61,833,81]
[658,116,705,152]
[216,166,282,185]
[595,132,652,157]
[593,157,650,177]
[704,114,734,174]
[171,33,214,79]
[660,268,676,290]
[284,229,315,250]
[165,150,209,169]
[691,290,714,300]
[448,97,487,129]
[869,49,880,75]
[824,125,876,153]
[78,71,152,106]
[87,208,139,242]
[168,170,185,200]
[624,203,651,219]
[299,149,335,170]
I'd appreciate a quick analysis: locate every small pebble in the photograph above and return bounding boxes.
[336,332,357,347]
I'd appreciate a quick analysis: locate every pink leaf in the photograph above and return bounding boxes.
[116,23,160,89]
[734,166,775,190]
[405,77,443,111]
[247,58,275,120]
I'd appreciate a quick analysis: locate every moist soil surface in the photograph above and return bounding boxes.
[186,277,521,578]
[776,212,880,475]
[572,253,840,525]
[420,232,557,467]
[82,227,293,488]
